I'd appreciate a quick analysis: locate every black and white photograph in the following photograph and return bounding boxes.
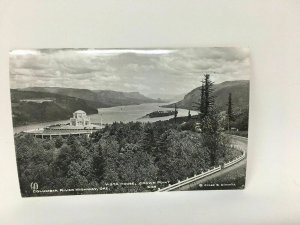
[10,48,250,197]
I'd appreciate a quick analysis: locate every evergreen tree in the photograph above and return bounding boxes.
[198,74,228,166]
[227,93,233,130]
[200,79,205,119]
[55,136,64,148]
[188,110,191,120]
[197,75,214,120]
[92,144,105,183]
[201,108,225,165]
[174,104,178,123]
[203,74,215,115]
[140,124,155,154]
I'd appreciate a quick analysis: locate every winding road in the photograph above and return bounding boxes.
[157,135,248,192]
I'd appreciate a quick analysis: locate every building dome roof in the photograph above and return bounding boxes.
[74,110,86,114]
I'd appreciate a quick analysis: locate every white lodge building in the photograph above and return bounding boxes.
[70,110,91,126]
[27,110,102,138]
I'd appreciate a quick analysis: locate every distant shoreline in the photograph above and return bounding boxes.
[14,103,199,134]
[139,110,175,119]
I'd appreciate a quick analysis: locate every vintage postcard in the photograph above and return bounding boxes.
[10,48,250,197]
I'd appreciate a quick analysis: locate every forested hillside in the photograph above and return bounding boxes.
[15,120,241,197]
[163,80,249,112]
[11,87,164,127]
[163,80,250,133]
[11,90,99,126]
[22,87,163,107]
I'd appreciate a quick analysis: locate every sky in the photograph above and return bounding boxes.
[10,48,251,99]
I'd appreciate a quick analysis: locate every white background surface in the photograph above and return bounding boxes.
[0,0,300,224]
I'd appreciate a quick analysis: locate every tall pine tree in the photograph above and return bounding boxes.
[198,75,215,120]
[188,110,191,120]
[203,74,215,115]
[174,104,178,123]
[199,79,205,120]
[227,93,233,131]
[198,74,228,166]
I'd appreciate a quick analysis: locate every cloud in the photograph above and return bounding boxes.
[10,48,251,97]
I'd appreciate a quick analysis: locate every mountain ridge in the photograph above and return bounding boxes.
[162,80,249,112]
[10,89,99,127]
[21,86,163,107]
[11,87,164,127]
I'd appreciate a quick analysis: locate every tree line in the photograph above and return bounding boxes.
[15,120,241,196]
[15,74,244,196]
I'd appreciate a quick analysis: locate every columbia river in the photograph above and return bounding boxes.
[14,102,198,133]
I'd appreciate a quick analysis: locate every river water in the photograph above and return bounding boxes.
[14,102,198,133]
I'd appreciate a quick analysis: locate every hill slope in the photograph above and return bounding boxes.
[22,87,163,107]
[11,90,99,126]
[163,80,249,112]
